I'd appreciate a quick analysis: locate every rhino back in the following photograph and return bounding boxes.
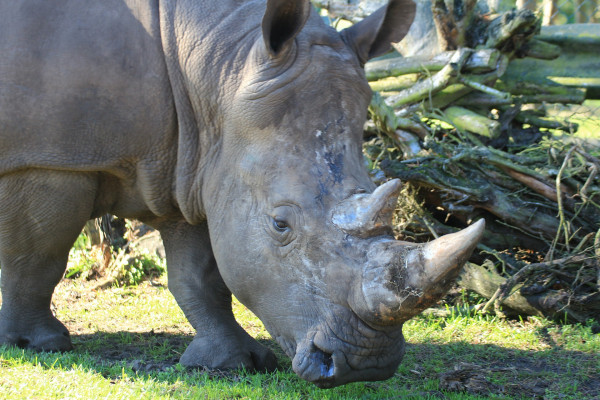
[0,0,176,178]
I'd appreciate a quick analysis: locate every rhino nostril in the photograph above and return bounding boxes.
[311,345,334,378]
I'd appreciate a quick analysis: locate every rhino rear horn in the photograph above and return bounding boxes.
[341,0,416,64]
[331,179,402,238]
[262,0,311,57]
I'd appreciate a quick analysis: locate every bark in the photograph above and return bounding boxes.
[380,158,563,240]
[365,49,503,80]
[444,106,501,139]
[356,2,600,321]
[519,39,561,59]
[431,0,478,50]
[458,263,544,317]
[455,86,586,107]
[484,9,540,52]
[514,110,579,131]
[369,74,419,92]
[460,262,600,321]
[384,49,472,108]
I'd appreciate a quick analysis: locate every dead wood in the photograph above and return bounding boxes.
[365,49,503,80]
[352,2,600,321]
[431,0,478,50]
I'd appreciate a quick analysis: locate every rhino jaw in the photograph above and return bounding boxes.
[350,219,486,326]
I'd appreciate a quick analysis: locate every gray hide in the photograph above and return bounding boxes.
[0,0,483,387]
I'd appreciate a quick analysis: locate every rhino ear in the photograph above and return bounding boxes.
[341,0,416,65]
[262,0,311,57]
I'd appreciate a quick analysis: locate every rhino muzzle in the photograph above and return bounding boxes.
[289,309,406,388]
[332,179,486,327]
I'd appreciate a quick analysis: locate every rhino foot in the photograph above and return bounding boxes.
[180,326,277,372]
[0,312,73,352]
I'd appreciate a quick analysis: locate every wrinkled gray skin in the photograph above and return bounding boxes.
[0,0,484,387]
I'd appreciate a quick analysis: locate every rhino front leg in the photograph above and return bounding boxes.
[157,220,277,372]
[0,170,96,351]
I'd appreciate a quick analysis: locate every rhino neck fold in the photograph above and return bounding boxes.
[158,0,261,223]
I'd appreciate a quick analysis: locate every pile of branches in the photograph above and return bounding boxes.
[317,0,600,322]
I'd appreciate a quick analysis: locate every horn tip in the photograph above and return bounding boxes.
[468,218,486,239]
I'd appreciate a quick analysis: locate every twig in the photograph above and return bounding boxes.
[573,231,596,253]
[420,216,440,239]
[572,147,600,168]
[548,148,576,258]
[457,76,511,101]
[595,229,600,291]
[595,229,600,259]
[580,164,598,202]
[500,167,577,214]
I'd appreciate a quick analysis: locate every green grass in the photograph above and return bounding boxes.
[1,277,598,399]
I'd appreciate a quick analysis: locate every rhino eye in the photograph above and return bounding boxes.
[273,219,289,232]
[266,205,299,247]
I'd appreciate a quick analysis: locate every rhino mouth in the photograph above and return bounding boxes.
[286,309,406,388]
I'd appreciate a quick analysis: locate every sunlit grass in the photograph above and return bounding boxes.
[1,278,597,399]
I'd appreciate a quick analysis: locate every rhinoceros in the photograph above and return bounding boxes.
[0,0,484,387]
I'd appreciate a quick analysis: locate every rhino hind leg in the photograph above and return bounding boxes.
[157,221,278,372]
[0,170,96,351]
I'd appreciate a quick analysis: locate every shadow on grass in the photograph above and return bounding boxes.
[71,330,289,372]
[1,329,598,398]
[401,342,599,399]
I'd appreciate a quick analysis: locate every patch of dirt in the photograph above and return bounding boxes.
[406,342,600,399]
[439,362,503,395]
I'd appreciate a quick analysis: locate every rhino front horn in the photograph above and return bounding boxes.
[351,219,486,326]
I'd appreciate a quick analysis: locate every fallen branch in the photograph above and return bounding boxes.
[431,0,478,50]
[481,254,589,315]
[484,8,540,51]
[369,74,419,92]
[365,49,503,80]
[519,38,562,59]
[444,106,501,139]
[369,93,429,138]
[385,48,472,108]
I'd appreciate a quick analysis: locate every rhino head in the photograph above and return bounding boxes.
[195,0,484,388]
